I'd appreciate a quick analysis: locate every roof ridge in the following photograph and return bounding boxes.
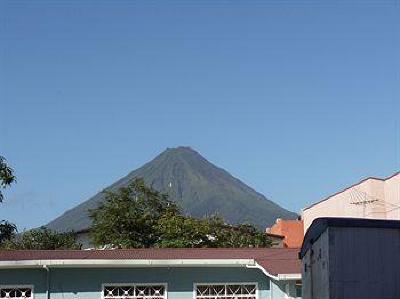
[303,171,400,211]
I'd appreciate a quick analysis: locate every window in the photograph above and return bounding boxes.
[0,286,33,299]
[195,283,257,299]
[295,281,302,298]
[103,284,166,299]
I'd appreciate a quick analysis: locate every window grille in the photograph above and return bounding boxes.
[0,287,32,299]
[295,281,302,298]
[103,285,166,299]
[195,284,257,299]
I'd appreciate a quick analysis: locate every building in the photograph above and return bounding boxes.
[266,219,304,248]
[302,171,400,232]
[265,232,285,248]
[300,217,400,299]
[0,248,302,299]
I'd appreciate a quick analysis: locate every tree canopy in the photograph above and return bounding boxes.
[89,178,180,248]
[89,178,272,248]
[0,156,16,202]
[0,155,80,250]
[0,155,16,203]
[0,155,18,245]
[0,220,17,246]
[1,227,81,250]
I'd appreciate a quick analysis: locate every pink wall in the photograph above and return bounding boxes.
[302,172,400,233]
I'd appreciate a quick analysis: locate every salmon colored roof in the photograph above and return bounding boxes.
[268,220,304,248]
[0,248,300,276]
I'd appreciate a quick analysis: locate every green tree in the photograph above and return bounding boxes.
[156,215,271,248]
[0,155,79,250]
[89,178,180,248]
[1,227,80,250]
[0,155,18,245]
[0,155,16,202]
[0,220,17,245]
[210,219,272,248]
[155,212,214,248]
[90,178,272,248]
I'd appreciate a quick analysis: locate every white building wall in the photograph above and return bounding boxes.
[302,173,400,233]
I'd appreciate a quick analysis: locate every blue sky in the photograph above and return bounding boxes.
[1,0,399,230]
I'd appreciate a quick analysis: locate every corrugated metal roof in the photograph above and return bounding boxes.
[0,248,300,275]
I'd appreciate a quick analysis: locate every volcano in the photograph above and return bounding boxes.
[46,146,297,232]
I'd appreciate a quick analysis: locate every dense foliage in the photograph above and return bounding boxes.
[155,213,271,248]
[0,155,18,245]
[0,220,17,245]
[90,178,272,248]
[0,156,16,203]
[0,154,80,250]
[89,178,180,248]
[1,227,81,250]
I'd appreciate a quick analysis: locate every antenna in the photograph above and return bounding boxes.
[349,188,378,217]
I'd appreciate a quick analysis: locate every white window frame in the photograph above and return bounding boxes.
[193,282,259,299]
[101,283,168,299]
[0,285,34,299]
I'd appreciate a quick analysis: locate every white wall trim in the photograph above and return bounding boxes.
[0,259,301,281]
[0,259,255,269]
[246,263,301,281]
[277,274,301,281]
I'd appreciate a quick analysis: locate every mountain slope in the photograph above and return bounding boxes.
[46,147,297,232]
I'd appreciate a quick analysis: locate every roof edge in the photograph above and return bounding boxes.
[246,262,301,281]
[300,217,400,258]
[303,171,400,211]
[0,256,302,280]
[0,259,255,269]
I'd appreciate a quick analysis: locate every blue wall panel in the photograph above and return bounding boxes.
[0,267,296,299]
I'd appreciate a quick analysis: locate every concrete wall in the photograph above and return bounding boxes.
[385,174,400,220]
[302,225,400,299]
[329,226,400,299]
[271,281,301,299]
[302,173,400,233]
[302,228,329,299]
[0,267,300,299]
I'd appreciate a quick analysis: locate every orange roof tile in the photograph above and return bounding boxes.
[267,219,304,248]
